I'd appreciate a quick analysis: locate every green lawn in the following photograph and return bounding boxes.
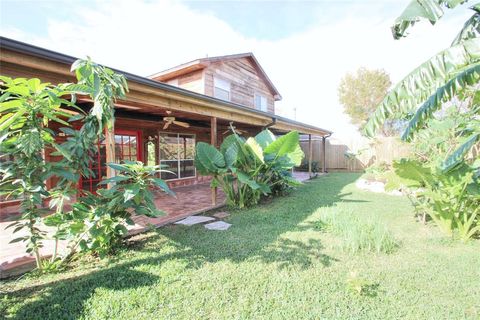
[2,173,479,319]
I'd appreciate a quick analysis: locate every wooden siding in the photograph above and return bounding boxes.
[175,69,204,94]
[0,47,330,136]
[204,58,275,113]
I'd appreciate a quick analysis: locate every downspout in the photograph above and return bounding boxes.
[263,117,277,130]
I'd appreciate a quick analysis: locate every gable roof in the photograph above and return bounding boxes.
[149,52,282,100]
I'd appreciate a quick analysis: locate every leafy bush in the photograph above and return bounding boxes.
[390,159,480,241]
[298,159,319,173]
[319,209,398,254]
[44,161,172,257]
[195,128,303,208]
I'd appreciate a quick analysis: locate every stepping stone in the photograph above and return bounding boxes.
[174,216,215,226]
[204,221,232,231]
[213,211,230,219]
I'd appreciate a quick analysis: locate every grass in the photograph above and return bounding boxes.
[318,208,398,254]
[1,173,479,319]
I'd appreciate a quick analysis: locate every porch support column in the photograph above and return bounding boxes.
[211,117,218,206]
[105,125,116,189]
[322,136,327,174]
[308,134,313,178]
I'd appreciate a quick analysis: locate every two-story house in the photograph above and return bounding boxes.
[0,36,332,208]
[149,53,281,114]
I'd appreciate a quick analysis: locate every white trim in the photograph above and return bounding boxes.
[254,93,267,112]
[213,77,231,101]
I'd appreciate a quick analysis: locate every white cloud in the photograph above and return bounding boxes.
[0,0,471,146]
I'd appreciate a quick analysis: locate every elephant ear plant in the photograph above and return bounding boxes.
[195,128,303,208]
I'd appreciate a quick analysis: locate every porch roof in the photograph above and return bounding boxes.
[0,37,332,137]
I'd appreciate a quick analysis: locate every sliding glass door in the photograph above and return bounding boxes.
[158,133,195,180]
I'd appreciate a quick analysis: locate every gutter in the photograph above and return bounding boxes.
[263,117,276,130]
[0,36,332,136]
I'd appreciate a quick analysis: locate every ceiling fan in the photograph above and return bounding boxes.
[163,116,190,129]
[222,125,247,135]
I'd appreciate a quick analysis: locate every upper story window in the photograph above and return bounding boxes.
[214,77,230,101]
[255,94,268,112]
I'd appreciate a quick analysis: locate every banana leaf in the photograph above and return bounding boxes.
[392,0,467,39]
[401,63,480,141]
[364,38,480,137]
[451,4,480,45]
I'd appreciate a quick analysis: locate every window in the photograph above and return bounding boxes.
[214,77,230,101]
[80,130,142,193]
[255,94,268,112]
[159,133,195,180]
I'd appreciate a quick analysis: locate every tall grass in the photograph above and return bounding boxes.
[319,209,398,254]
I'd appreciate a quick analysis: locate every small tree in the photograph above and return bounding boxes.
[338,67,393,134]
[0,59,172,270]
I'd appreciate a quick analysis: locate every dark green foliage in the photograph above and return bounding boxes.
[0,59,173,270]
[195,128,303,208]
[44,161,172,257]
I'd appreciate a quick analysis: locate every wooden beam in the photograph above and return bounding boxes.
[322,137,327,173]
[308,134,312,178]
[210,117,217,146]
[105,126,116,188]
[211,117,218,205]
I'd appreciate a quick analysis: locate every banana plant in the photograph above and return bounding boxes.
[391,159,480,241]
[364,1,480,172]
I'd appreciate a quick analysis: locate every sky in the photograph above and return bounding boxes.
[0,0,474,144]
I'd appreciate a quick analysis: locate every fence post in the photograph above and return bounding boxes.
[322,136,327,173]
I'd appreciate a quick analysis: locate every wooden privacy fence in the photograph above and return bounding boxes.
[300,137,411,172]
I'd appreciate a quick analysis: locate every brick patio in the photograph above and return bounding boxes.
[0,182,225,278]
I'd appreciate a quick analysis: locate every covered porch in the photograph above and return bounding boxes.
[0,38,333,277]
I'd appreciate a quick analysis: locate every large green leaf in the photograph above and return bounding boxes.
[255,129,276,149]
[220,134,237,153]
[365,38,480,137]
[392,0,467,39]
[224,143,239,168]
[195,142,225,174]
[441,132,480,171]
[245,137,264,163]
[401,63,480,141]
[264,131,300,157]
[285,144,305,167]
[236,171,260,190]
[393,158,434,186]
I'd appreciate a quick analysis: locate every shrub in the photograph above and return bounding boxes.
[298,160,319,173]
[195,128,303,208]
[319,210,398,254]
